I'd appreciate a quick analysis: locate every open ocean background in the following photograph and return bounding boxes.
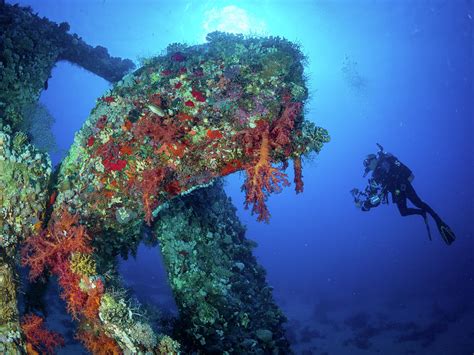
[10,0,473,353]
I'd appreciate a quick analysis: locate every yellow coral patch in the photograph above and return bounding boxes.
[70,252,96,277]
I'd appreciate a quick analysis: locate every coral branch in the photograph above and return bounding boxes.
[243,133,289,222]
[21,314,64,354]
[294,156,304,193]
[139,167,166,225]
[21,209,92,281]
[270,102,301,154]
[77,327,121,355]
[21,207,120,349]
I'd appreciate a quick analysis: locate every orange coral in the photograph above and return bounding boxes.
[26,343,39,355]
[243,132,289,222]
[240,100,304,221]
[82,279,105,320]
[22,207,104,322]
[77,329,122,355]
[21,314,64,355]
[270,101,301,155]
[132,112,180,146]
[139,167,166,225]
[22,208,92,281]
[58,268,88,320]
[221,159,243,176]
[293,156,304,193]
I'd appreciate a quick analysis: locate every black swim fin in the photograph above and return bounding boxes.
[437,222,456,245]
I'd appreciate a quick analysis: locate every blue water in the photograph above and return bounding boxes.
[13,0,473,353]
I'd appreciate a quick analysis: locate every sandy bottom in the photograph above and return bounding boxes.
[275,291,474,355]
[38,251,473,355]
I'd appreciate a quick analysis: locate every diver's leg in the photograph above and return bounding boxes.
[395,193,424,217]
[404,183,442,224]
[405,183,455,245]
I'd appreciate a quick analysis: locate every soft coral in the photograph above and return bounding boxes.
[22,208,101,321]
[132,112,181,146]
[96,138,128,172]
[139,167,167,225]
[293,156,304,193]
[241,101,302,222]
[22,208,92,281]
[243,132,289,222]
[21,314,64,354]
[269,101,301,155]
[77,327,121,355]
[57,268,89,320]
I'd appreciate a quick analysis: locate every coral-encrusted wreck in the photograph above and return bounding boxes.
[59,32,328,230]
[1,3,329,354]
[47,31,328,353]
[0,3,132,353]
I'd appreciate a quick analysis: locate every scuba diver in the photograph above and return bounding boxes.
[351,144,456,245]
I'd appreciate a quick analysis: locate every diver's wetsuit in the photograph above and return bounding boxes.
[371,153,455,245]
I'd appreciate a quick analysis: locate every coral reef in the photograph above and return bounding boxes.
[20,313,64,354]
[0,126,51,253]
[0,125,50,353]
[98,292,158,352]
[0,3,134,132]
[38,31,328,353]
[0,262,23,354]
[154,181,291,352]
[0,3,134,352]
[0,4,329,352]
[56,32,327,233]
[157,335,181,354]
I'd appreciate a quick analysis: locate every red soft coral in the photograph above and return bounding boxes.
[243,133,289,222]
[270,101,301,155]
[82,279,105,320]
[235,119,269,157]
[57,268,89,320]
[139,167,166,225]
[22,208,98,320]
[132,112,180,146]
[96,138,128,172]
[21,314,64,354]
[22,209,92,281]
[21,209,118,350]
[293,156,304,193]
[240,101,302,222]
[77,328,121,355]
